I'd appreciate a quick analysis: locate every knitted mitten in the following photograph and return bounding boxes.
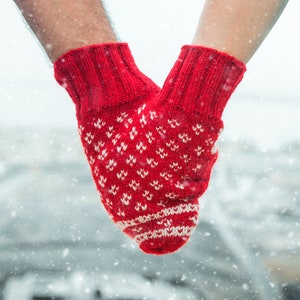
[119,45,246,253]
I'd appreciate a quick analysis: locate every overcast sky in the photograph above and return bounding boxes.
[0,1,299,147]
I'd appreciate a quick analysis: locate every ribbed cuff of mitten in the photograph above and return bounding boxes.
[54,43,157,118]
[159,45,246,120]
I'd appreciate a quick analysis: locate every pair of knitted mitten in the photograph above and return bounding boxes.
[54,43,246,255]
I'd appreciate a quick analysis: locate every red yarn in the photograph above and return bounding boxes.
[54,43,246,255]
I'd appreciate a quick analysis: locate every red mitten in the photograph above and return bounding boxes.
[112,45,246,254]
[142,45,247,200]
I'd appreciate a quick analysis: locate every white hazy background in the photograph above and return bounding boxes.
[0,0,299,149]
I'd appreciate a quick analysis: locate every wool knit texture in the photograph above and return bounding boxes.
[54,43,246,255]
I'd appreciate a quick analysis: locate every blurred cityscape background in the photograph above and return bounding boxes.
[0,126,299,299]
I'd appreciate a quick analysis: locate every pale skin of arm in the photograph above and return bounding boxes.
[13,0,117,62]
[13,0,288,64]
[193,0,289,63]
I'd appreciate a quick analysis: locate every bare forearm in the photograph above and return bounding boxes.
[14,0,117,62]
[193,0,289,63]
